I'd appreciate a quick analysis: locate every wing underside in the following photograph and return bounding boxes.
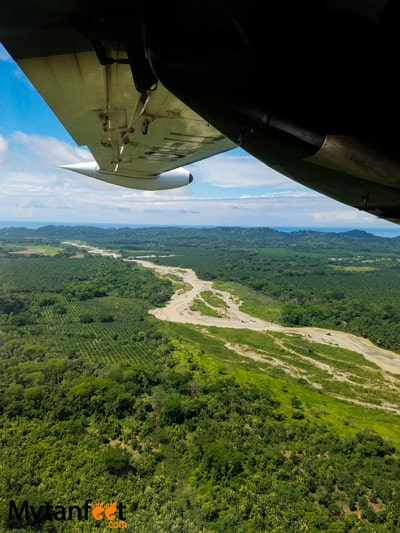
[3,32,234,187]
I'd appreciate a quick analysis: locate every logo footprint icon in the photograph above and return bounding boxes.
[105,501,117,521]
[91,502,105,521]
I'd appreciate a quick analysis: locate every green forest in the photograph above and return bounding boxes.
[1,226,400,532]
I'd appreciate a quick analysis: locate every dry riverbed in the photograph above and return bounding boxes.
[64,242,400,379]
[135,259,400,376]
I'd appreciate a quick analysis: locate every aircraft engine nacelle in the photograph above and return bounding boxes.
[62,162,193,191]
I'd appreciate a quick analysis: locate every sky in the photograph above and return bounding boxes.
[0,43,399,233]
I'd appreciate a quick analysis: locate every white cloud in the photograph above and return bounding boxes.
[10,132,92,167]
[0,176,395,229]
[238,191,318,199]
[0,134,8,167]
[189,150,298,189]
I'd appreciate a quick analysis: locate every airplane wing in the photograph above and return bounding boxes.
[0,7,234,191]
[1,1,400,222]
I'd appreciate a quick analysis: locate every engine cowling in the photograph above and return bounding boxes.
[62,162,193,190]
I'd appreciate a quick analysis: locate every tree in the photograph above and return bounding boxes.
[103,447,131,474]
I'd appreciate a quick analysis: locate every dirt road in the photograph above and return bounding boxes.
[135,259,400,375]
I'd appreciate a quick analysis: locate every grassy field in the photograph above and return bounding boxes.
[5,244,64,256]
[190,297,222,317]
[200,290,228,309]
[214,280,283,322]
[167,322,400,447]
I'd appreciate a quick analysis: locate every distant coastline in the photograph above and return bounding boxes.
[0,221,400,238]
[274,226,400,238]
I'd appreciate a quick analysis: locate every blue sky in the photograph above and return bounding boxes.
[0,43,399,232]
